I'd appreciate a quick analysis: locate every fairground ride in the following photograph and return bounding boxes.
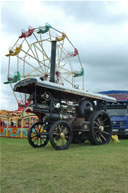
[4,23,84,110]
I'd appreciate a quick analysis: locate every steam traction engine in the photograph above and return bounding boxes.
[4,24,116,150]
[14,40,116,150]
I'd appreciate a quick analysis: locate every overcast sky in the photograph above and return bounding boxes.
[0,0,128,110]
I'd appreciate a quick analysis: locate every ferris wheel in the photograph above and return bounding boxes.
[4,23,84,107]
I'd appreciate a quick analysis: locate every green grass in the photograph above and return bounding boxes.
[0,138,128,193]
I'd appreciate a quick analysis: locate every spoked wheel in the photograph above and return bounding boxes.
[49,120,72,150]
[28,121,49,148]
[88,110,112,145]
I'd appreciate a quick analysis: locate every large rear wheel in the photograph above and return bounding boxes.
[88,110,112,145]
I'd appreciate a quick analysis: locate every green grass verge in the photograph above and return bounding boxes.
[0,138,128,193]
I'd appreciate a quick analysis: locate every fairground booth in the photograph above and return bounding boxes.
[0,109,38,138]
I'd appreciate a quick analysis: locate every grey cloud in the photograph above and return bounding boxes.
[2,2,25,33]
[1,85,18,110]
[44,1,128,24]
[1,1,35,35]
[84,59,128,92]
[81,49,128,68]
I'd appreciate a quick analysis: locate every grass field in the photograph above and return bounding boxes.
[0,138,128,193]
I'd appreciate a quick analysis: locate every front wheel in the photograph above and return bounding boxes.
[49,120,72,150]
[88,110,112,145]
[28,121,49,148]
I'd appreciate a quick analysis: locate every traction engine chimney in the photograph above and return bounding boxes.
[50,40,56,83]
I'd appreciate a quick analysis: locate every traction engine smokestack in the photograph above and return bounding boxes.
[50,40,56,83]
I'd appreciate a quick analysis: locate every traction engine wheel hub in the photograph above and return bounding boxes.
[99,125,104,132]
[60,132,65,139]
